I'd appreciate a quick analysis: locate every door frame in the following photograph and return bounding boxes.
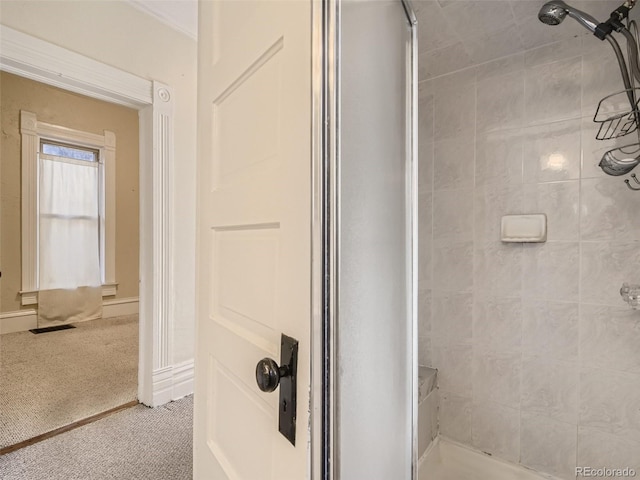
[0,25,179,407]
[310,1,418,478]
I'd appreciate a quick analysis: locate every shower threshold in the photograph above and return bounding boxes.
[419,438,561,480]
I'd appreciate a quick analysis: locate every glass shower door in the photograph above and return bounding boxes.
[335,1,417,478]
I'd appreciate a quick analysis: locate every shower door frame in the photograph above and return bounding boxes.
[310,1,419,478]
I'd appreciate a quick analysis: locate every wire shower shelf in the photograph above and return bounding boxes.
[593,88,640,140]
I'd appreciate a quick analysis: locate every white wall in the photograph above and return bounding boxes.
[0,0,197,364]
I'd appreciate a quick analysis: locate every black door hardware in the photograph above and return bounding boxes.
[255,334,298,446]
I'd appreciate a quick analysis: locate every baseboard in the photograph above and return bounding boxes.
[0,310,37,334]
[150,359,194,407]
[102,297,139,318]
[1,297,139,334]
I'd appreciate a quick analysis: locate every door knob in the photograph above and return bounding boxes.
[255,357,290,392]
[254,334,299,446]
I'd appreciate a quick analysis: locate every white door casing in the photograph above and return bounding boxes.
[194,1,311,479]
[0,25,181,407]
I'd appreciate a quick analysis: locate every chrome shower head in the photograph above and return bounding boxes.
[538,1,568,25]
[538,0,600,33]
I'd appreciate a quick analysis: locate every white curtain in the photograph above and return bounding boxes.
[38,155,102,327]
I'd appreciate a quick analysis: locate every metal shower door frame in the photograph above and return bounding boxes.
[310,1,418,478]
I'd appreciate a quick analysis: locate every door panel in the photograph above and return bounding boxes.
[195,1,311,479]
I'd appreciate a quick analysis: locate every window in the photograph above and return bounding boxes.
[38,140,101,292]
[41,141,98,162]
[20,111,117,305]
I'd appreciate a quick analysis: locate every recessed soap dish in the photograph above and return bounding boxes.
[501,214,547,243]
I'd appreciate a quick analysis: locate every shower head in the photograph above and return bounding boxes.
[538,0,600,33]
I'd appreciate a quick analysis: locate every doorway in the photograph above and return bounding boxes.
[0,24,178,451]
[0,71,141,451]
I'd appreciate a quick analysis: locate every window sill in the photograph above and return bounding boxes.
[20,283,118,306]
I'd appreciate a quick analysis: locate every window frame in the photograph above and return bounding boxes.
[20,110,117,305]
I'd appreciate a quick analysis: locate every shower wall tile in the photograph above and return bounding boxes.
[579,367,640,443]
[439,1,517,42]
[474,184,524,241]
[471,400,520,462]
[521,356,578,424]
[472,348,522,408]
[432,240,474,293]
[582,49,627,116]
[415,0,461,54]
[508,1,543,21]
[475,129,523,187]
[580,304,640,374]
[524,36,582,68]
[575,0,626,23]
[581,177,640,242]
[420,43,474,82]
[419,30,640,476]
[580,241,640,306]
[430,67,476,93]
[475,53,524,82]
[431,291,473,345]
[418,193,433,289]
[434,137,474,191]
[462,25,524,65]
[523,181,579,242]
[580,28,612,57]
[516,14,584,50]
[433,80,475,140]
[577,426,640,474]
[419,335,432,367]
[474,241,523,298]
[522,119,581,183]
[419,288,432,338]
[419,390,439,453]
[418,82,434,144]
[522,300,579,362]
[520,413,577,480]
[418,287,432,367]
[433,188,474,241]
[522,241,580,302]
[431,345,473,396]
[418,140,434,195]
[473,297,522,351]
[439,391,472,444]
[524,57,582,125]
[476,70,525,133]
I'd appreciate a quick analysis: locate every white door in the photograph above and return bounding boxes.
[193,0,311,479]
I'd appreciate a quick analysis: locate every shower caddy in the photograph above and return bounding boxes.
[587,0,640,189]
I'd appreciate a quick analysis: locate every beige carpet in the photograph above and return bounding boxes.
[0,315,138,449]
[0,396,192,480]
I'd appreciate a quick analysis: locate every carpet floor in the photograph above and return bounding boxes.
[0,395,193,480]
[0,315,138,449]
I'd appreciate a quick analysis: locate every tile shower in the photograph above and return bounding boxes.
[417,1,640,478]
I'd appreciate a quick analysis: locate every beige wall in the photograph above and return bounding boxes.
[0,0,197,362]
[0,71,140,312]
